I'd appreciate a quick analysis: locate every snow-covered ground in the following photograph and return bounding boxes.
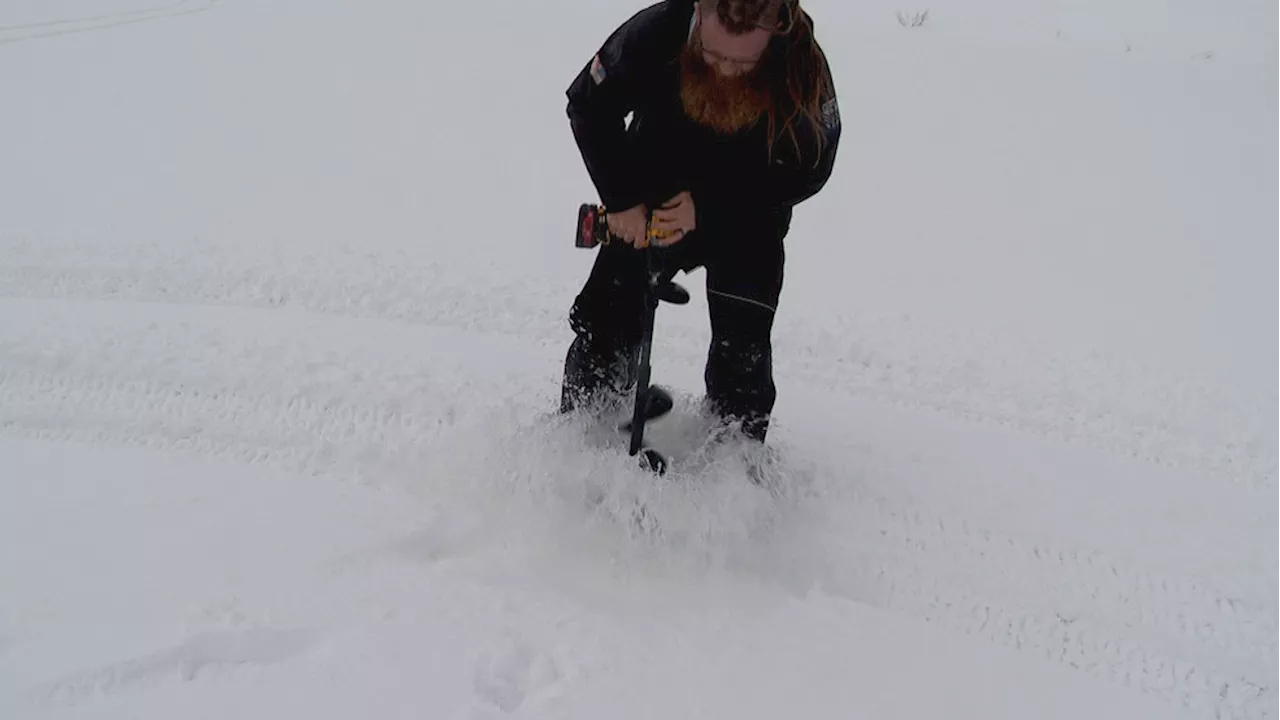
[1,1,1275,718]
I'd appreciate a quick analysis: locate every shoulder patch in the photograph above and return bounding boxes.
[820,96,840,129]
[590,54,607,85]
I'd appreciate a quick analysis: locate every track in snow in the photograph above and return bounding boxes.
[0,249,1272,720]
[2,233,1270,487]
[0,0,219,46]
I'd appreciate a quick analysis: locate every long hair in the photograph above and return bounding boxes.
[707,0,835,165]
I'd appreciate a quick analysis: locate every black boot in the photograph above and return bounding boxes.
[560,327,638,416]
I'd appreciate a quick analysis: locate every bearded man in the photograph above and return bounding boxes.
[561,0,841,445]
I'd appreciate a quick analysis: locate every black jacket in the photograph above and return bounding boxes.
[566,1,841,237]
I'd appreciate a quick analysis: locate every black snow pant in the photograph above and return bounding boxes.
[560,220,786,442]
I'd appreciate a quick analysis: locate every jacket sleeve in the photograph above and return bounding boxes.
[758,66,842,209]
[566,3,684,212]
[767,102,841,208]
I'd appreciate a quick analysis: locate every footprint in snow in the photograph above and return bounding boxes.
[472,632,565,714]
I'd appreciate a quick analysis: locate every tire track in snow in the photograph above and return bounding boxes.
[820,486,1272,719]
[1,379,421,483]
[0,261,567,343]
[0,305,1270,720]
[0,363,484,484]
[1,253,1271,489]
[776,313,1275,493]
[0,0,187,32]
[0,0,218,46]
[0,292,552,482]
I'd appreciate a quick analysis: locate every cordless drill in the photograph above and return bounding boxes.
[575,203,673,248]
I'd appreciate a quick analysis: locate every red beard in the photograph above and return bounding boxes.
[679,44,772,135]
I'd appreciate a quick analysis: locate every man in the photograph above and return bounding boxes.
[561,0,841,445]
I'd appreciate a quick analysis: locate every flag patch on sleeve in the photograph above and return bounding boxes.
[821,96,840,129]
[590,54,607,84]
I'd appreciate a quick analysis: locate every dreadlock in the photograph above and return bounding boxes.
[707,0,836,165]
